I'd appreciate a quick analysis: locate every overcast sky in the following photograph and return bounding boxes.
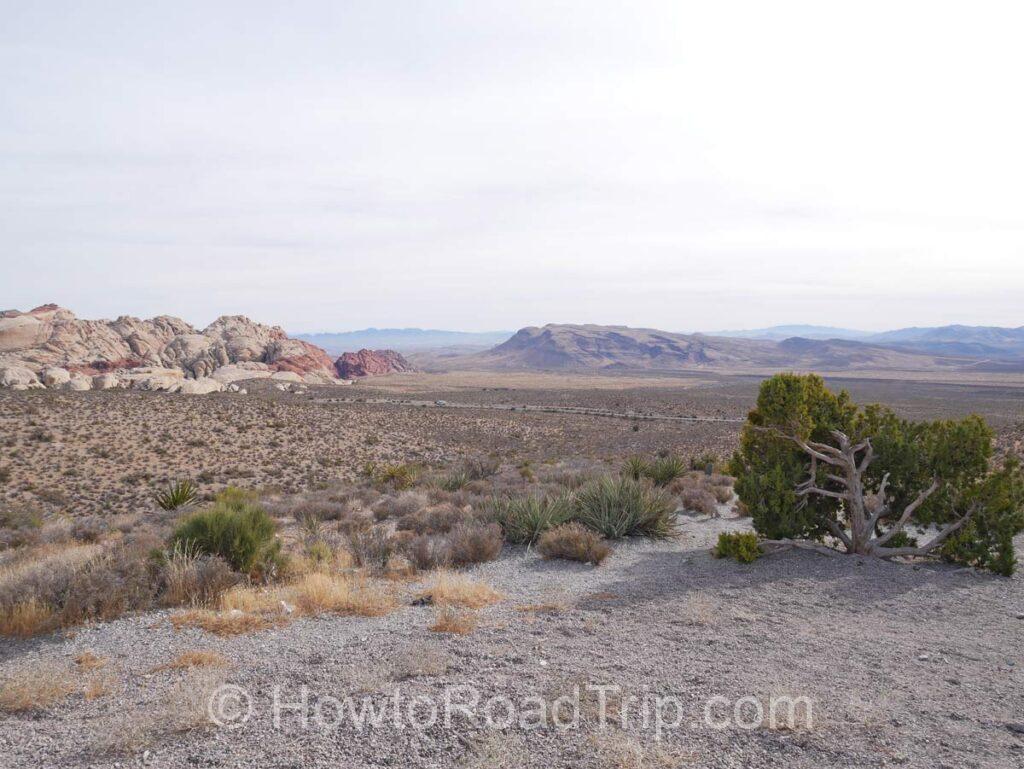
[2,1,1023,333]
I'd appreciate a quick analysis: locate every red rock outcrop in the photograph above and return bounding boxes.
[334,349,413,379]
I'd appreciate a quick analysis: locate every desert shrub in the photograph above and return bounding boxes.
[405,534,452,571]
[71,515,109,543]
[448,523,503,567]
[429,606,477,634]
[0,505,43,531]
[490,493,574,545]
[305,540,334,566]
[709,484,733,504]
[290,499,349,522]
[462,456,501,480]
[364,462,420,490]
[0,466,9,485]
[621,456,650,481]
[0,541,158,637]
[373,491,429,521]
[537,523,611,565]
[689,451,722,472]
[397,503,473,535]
[161,544,239,607]
[169,492,281,577]
[347,527,397,571]
[713,532,761,563]
[0,663,74,713]
[438,471,470,492]
[572,477,676,539]
[154,479,198,511]
[646,455,687,487]
[680,488,719,516]
[420,571,502,608]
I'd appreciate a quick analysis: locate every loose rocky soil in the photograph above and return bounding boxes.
[2,512,1021,768]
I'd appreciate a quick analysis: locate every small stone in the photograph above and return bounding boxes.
[918,653,930,661]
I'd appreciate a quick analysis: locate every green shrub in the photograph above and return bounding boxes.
[154,479,198,511]
[713,532,761,563]
[364,462,420,490]
[537,522,611,565]
[689,452,722,473]
[490,493,574,545]
[571,477,676,539]
[169,490,280,577]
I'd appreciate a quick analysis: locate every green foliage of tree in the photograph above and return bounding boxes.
[731,373,1024,573]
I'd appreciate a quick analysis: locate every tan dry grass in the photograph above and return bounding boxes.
[169,609,283,637]
[429,606,478,634]
[152,650,229,671]
[74,651,107,670]
[0,663,74,713]
[0,598,57,638]
[420,571,502,609]
[286,572,397,617]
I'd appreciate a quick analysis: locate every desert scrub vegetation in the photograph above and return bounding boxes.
[169,488,283,578]
[429,606,478,634]
[537,522,611,565]
[420,571,502,609]
[490,492,573,545]
[572,477,676,539]
[713,532,761,563]
[731,373,1024,573]
[621,454,686,486]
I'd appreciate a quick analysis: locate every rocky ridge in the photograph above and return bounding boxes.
[335,348,413,378]
[0,304,342,393]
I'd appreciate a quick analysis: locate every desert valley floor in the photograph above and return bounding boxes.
[2,371,1024,768]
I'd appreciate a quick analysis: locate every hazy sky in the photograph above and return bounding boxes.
[2,1,1023,333]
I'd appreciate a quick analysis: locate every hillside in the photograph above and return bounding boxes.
[457,324,982,373]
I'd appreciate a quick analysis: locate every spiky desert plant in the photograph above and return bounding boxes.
[155,479,198,511]
[646,455,687,487]
[572,477,677,539]
[621,456,651,482]
[489,493,574,546]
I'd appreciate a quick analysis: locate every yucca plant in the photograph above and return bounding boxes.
[489,493,574,545]
[438,470,470,492]
[154,479,198,511]
[646,455,687,487]
[621,456,651,482]
[572,477,677,539]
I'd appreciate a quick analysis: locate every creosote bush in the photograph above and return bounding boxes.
[169,488,282,578]
[537,523,611,565]
[713,532,761,563]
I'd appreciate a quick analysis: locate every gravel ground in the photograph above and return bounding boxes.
[2,513,1023,769]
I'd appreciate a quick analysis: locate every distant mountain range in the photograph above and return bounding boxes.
[294,328,512,356]
[296,322,1024,374]
[710,325,871,341]
[713,324,1024,360]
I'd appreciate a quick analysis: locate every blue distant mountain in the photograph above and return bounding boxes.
[708,325,871,341]
[294,328,513,355]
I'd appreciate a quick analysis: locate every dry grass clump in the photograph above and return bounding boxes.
[679,487,719,516]
[420,571,502,609]
[0,598,57,638]
[406,534,452,571]
[161,546,239,607]
[74,651,107,670]
[169,608,283,637]
[347,527,399,571]
[429,606,478,634]
[537,522,611,565]
[0,662,74,713]
[153,650,229,671]
[447,522,503,567]
[287,572,397,617]
[397,503,475,535]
